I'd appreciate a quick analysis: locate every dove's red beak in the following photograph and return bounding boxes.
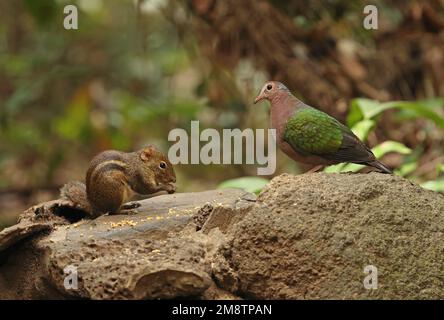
[254,93,265,104]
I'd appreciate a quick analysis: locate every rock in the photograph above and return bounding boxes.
[213,173,444,299]
[198,192,255,234]
[1,173,443,299]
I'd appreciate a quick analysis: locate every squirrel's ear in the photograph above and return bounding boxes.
[140,145,156,161]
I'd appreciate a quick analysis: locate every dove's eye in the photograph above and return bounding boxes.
[266,84,273,90]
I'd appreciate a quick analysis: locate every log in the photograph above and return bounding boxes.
[0,189,254,299]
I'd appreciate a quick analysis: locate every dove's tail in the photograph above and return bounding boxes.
[366,160,392,174]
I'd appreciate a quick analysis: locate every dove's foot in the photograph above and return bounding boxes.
[306,165,325,174]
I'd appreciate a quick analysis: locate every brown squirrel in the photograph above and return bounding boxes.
[61,145,176,218]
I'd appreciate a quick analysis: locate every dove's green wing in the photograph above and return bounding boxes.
[283,107,375,163]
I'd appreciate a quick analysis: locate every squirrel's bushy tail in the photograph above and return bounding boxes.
[60,181,91,212]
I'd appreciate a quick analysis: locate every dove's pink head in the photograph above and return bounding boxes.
[254,81,290,104]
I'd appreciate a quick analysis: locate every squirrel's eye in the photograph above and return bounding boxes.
[266,84,272,90]
[159,161,167,169]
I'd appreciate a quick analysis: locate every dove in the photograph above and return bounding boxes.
[254,81,392,173]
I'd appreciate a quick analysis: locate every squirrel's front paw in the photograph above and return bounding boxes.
[121,201,141,210]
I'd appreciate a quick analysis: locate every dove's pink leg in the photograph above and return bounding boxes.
[306,165,324,173]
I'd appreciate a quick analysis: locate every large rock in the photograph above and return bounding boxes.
[1,173,443,299]
[213,173,444,299]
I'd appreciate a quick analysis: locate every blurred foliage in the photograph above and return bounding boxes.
[1,0,444,228]
[325,97,444,192]
[347,98,444,129]
[326,97,444,178]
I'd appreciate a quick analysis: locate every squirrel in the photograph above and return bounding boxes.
[60,145,176,218]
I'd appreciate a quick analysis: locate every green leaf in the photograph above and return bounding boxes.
[347,98,381,126]
[350,119,376,142]
[383,100,444,129]
[347,98,444,129]
[395,162,417,177]
[372,141,411,158]
[421,179,444,193]
[324,162,363,173]
[218,177,269,194]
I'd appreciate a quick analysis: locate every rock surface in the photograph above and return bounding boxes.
[213,173,444,299]
[0,173,443,299]
[0,189,253,299]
